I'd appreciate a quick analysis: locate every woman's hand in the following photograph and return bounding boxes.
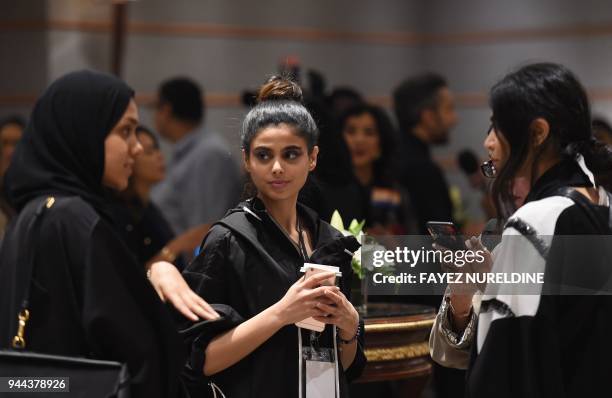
[147,261,219,321]
[271,271,339,326]
[433,236,493,331]
[433,236,493,295]
[312,290,359,340]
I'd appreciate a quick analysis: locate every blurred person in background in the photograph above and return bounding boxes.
[340,103,417,235]
[393,73,458,234]
[0,115,25,237]
[340,103,418,398]
[151,77,241,235]
[302,81,368,224]
[327,87,364,122]
[592,117,612,146]
[111,125,211,270]
[394,74,461,398]
[0,115,25,178]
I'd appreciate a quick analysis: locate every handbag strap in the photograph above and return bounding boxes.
[555,187,612,234]
[11,196,56,349]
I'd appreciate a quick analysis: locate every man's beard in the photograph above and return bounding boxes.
[430,129,450,145]
[429,113,451,145]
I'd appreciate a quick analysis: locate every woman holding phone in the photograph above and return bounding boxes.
[180,76,366,397]
[429,63,612,397]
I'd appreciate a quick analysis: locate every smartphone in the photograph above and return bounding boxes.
[295,264,341,332]
[426,221,466,251]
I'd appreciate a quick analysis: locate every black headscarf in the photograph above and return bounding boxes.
[4,70,134,218]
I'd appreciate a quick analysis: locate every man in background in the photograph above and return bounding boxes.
[393,73,458,234]
[151,77,240,235]
[393,74,462,398]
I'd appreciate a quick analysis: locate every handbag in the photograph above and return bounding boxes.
[0,196,131,398]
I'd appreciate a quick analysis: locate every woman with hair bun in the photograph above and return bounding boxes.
[180,76,366,397]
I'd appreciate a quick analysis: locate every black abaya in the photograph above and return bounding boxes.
[0,70,185,398]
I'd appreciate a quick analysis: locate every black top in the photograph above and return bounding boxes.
[467,159,612,398]
[0,70,185,398]
[523,157,594,203]
[180,198,366,398]
[0,196,185,398]
[363,184,418,234]
[110,197,185,269]
[399,132,454,233]
[299,174,368,226]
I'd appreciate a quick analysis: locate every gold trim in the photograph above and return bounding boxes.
[364,341,430,362]
[46,197,55,209]
[365,318,434,333]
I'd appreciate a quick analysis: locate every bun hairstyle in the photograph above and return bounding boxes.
[256,76,304,103]
[241,76,318,154]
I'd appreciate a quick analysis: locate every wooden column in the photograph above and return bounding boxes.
[111,1,129,77]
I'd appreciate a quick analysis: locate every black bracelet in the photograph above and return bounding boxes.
[338,323,360,344]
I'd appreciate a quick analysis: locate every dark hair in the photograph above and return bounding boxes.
[314,86,364,183]
[0,115,26,132]
[458,149,480,175]
[158,77,204,124]
[339,103,399,187]
[136,125,160,149]
[327,87,363,115]
[241,76,318,153]
[593,117,612,140]
[393,73,447,133]
[329,87,363,104]
[307,99,353,184]
[489,62,612,218]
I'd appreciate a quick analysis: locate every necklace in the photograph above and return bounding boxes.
[296,216,309,261]
[267,212,308,260]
